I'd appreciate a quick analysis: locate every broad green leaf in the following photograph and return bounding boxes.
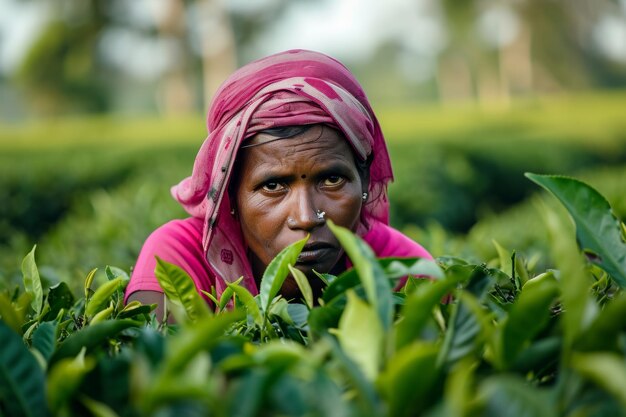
[227,282,263,327]
[526,173,626,288]
[333,291,383,380]
[90,303,115,324]
[116,300,155,320]
[326,337,384,417]
[47,349,95,414]
[142,352,213,413]
[80,396,120,417]
[32,321,57,363]
[495,272,559,369]
[22,245,43,315]
[571,352,626,408]
[154,256,211,322]
[45,282,74,321]
[396,274,463,350]
[539,199,595,352]
[383,257,445,281]
[0,292,23,334]
[308,303,343,338]
[493,240,513,278]
[328,221,393,330]
[288,264,314,309]
[227,368,272,417]
[321,258,430,304]
[478,375,556,417]
[377,342,440,417]
[438,266,494,368]
[252,340,308,369]
[50,319,140,364]
[105,265,129,281]
[286,303,309,330]
[511,336,561,374]
[259,236,308,314]
[85,277,124,319]
[576,292,626,351]
[161,310,245,376]
[0,320,47,417]
[445,359,478,417]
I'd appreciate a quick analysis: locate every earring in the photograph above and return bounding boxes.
[362,192,368,201]
[315,209,326,221]
[230,208,235,216]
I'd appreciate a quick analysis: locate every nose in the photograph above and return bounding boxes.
[287,188,324,231]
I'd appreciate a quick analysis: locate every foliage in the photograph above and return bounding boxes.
[1,174,625,416]
[2,92,626,290]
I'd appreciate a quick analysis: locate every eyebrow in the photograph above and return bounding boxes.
[251,161,355,185]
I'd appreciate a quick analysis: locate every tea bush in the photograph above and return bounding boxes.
[1,173,625,416]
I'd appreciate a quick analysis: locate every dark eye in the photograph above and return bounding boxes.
[323,175,345,187]
[262,182,285,192]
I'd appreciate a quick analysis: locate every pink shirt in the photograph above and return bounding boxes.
[125,217,432,302]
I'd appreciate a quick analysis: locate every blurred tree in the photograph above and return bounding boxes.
[16,0,110,114]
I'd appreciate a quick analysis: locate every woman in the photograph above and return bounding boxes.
[125,49,431,311]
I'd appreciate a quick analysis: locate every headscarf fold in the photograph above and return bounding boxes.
[171,49,394,295]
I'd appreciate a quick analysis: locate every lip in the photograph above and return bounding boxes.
[297,242,337,264]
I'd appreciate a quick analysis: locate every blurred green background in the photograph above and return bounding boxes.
[1,0,625,290]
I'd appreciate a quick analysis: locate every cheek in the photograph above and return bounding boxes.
[328,189,363,230]
[237,195,282,256]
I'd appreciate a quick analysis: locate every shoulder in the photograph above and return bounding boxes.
[125,217,211,301]
[146,217,204,244]
[362,222,433,260]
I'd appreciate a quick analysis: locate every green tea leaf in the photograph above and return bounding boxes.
[328,221,393,330]
[396,273,463,350]
[162,310,245,376]
[288,264,314,309]
[47,349,95,413]
[259,236,308,314]
[571,352,626,408]
[445,359,478,417]
[479,375,555,417]
[116,301,155,320]
[85,277,124,319]
[326,337,384,417]
[31,321,57,363]
[50,319,140,364]
[495,272,559,369]
[438,270,493,368]
[526,173,626,288]
[22,245,43,315]
[383,257,445,281]
[333,290,383,380]
[0,320,47,417]
[219,277,243,311]
[576,292,626,351]
[227,282,263,327]
[80,396,120,417]
[377,342,440,417]
[84,268,98,300]
[539,199,594,352]
[0,292,23,334]
[154,256,211,322]
[46,282,75,321]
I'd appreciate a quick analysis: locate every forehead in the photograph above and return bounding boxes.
[239,126,357,168]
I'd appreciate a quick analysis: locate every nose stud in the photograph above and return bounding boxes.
[315,209,326,221]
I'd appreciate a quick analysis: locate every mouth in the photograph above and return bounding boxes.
[296,242,337,264]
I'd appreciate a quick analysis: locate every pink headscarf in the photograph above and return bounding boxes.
[171,49,394,294]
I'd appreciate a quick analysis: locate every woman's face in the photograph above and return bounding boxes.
[234,125,366,297]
